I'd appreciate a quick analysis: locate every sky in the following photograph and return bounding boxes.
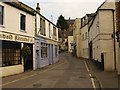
[19,0,105,24]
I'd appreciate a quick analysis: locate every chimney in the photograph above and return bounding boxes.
[36,3,40,13]
[69,17,70,20]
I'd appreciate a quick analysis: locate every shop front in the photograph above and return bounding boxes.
[0,32,34,77]
[35,36,59,69]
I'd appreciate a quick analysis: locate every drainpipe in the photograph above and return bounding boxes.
[118,42,120,74]
[112,9,117,70]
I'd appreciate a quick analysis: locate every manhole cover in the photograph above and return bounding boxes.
[33,83,42,87]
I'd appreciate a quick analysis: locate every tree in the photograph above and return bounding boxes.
[56,15,68,31]
[22,45,31,64]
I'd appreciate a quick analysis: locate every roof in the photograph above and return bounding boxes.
[88,1,106,30]
[66,19,75,25]
[86,13,96,22]
[4,1,35,15]
[4,1,58,28]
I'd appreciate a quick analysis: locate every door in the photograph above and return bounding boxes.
[24,44,33,71]
[89,41,93,59]
[49,44,53,64]
[36,50,40,68]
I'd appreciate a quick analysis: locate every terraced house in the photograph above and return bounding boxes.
[35,3,59,69]
[0,1,59,77]
[0,1,35,77]
[88,0,119,71]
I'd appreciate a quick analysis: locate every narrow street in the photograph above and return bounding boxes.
[2,52,100,89]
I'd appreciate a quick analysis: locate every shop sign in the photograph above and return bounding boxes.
[0,32,34,43]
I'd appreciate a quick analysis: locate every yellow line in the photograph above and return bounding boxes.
[1,74,36,87]
[84,61,96,89]
[89,74,96,89]
[1,61,67,87]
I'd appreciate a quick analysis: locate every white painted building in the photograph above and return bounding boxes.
[0,2,35,77]
[88,0,119,71]
[35,3,59,68]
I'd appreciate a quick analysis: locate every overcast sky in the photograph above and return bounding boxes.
[19,0,105,24]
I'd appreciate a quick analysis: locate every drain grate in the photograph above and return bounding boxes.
[90,76,96,78]
[79,76,87,78]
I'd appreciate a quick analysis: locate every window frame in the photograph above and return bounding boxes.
[0,5,4,25]
[41,42,48,59]
[2,41,21,67]
[49,23,51,38]
[20,14,26,31]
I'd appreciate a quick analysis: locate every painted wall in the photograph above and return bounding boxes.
[81,24,89,59]
[0,2,35,38]
[2,65,23,77]
[36,13,58,42]
[0,41,2,67]
[73,18,82,57]
[68,36,73,53]
[89,1,118,71]
[0,2,35,77]
[53,45,59,63]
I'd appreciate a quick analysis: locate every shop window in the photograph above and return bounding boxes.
[20,14,26,31]
[41,42,47,58]
[0,5,4,25]
[2,41,21,67]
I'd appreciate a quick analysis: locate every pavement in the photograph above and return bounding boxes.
[85,58,118,89]
[2,52,94,89]
[1,52,119,89]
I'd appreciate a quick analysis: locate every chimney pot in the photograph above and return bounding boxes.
[36,3,40,13]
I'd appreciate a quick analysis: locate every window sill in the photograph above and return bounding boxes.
[0,25,5,28]
[20,30,27,33]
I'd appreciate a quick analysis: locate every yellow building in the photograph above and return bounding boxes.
[73,18,82,57]
[81,14,95,59]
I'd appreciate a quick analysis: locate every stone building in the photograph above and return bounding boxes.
[80,14,95,59]
[88,0,119,71]
[115,0,120,74]
[73,18,82,57]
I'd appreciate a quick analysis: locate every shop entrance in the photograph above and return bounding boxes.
[23,43,33,71]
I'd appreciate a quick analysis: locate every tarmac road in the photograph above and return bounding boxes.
[2,52,100,89]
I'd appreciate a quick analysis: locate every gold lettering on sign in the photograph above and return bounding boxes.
[0,32,34,43]
[15,35,29,42]
[0,34,13,40]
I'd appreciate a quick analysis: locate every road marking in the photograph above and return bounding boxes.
[1,60,67,87]
[84,61,96,89]
[1,74,36,87]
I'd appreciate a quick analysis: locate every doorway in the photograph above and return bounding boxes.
[89,41,93,59]
[23,43,33,71]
